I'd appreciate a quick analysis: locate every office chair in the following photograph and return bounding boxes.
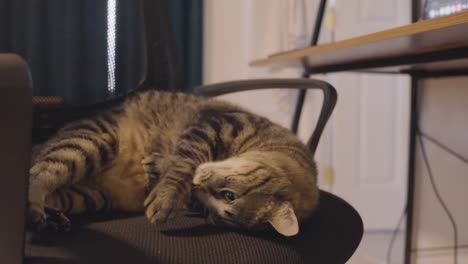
[0,1,363,263]
[1,64,363,264]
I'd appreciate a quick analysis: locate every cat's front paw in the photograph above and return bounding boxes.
[144,185,185,224]
[27,203,71,233]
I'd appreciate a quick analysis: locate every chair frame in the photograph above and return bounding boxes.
[195,79,337,155]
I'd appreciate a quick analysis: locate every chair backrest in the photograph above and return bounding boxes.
[194,78,337,155]
[0,54,32,264]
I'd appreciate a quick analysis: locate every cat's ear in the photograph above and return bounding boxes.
[268,202,299,236]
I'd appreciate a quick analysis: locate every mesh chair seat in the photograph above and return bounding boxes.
[25,191,362,264]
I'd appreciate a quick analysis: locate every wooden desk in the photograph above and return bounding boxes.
[251,11,468,76]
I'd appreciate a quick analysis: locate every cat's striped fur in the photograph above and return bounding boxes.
[28,90,319,236]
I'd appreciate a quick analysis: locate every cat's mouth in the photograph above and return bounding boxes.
[189,193,265,231]
[195,203,238,227]
[206,213,238,227]
[191,187,240,228]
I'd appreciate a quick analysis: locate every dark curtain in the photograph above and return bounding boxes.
[169,0,203,91]
[0,0,203,104]
[0,0,203,142]
[0,0,145,105]
[141,0,203,92]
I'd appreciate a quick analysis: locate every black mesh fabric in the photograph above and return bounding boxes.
[24,191,363,264]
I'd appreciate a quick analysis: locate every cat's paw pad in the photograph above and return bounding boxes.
[43,207,71,233]
[27,203,71,233]
[144,187,183,224]
[27,203,48,231]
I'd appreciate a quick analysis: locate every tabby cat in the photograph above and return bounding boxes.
[27,90,319,236]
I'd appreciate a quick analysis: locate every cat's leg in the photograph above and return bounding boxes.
[143,153,198,223]
[28,113,119,232]
[40,183,110,232]
[46,183,111,215]
[143,110,235,223]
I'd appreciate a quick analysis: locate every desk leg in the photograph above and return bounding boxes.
[405,76,419,264]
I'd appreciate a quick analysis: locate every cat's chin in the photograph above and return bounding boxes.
[206,213,239,228]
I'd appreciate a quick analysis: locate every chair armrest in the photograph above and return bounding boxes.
[194,79,337,155]
[0,54,32,264]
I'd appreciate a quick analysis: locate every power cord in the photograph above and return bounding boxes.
[419,131,468,164]
[386,205,407,264]
[412,244,468,253]
[386,130,466,264]
[417,130,459,264]
[385,78,467,264]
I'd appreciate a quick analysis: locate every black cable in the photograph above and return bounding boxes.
[409,130,468,260]
[400,83,461,263]
[387,107,467,263]
[419,131,468,164]
[417,130,458,264]
[412,245,468,253]
[386,205,407,264]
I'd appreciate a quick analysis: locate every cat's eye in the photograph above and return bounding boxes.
[221,191,236,202]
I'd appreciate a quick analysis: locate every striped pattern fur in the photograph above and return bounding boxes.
[27,90,319,236]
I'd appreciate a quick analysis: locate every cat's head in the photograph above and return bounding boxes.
[192,151,318,236]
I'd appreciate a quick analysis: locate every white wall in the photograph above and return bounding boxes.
[203,0,323,130]
[412,77,468,263]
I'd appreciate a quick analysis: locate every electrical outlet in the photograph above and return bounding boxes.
[325,8,336,32]
[324,167,335,185]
